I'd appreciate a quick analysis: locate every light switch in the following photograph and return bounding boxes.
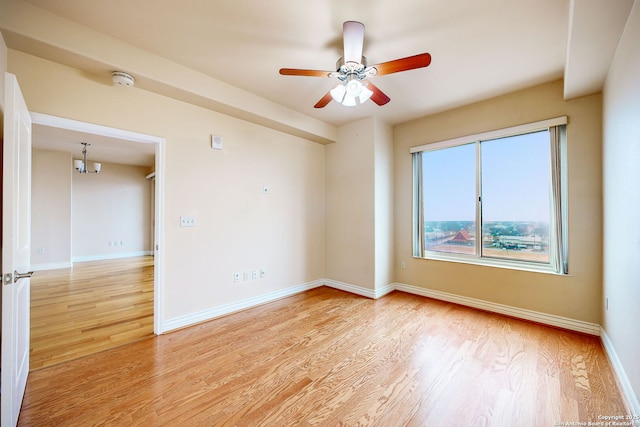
[180,216,196,227]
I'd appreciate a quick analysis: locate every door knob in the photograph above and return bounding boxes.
[14,270,34,283]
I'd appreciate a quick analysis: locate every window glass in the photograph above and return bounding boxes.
[422,143,477,255]
[481,131,550,263]
[413,120,567,273]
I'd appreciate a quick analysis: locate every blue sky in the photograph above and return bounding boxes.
[422,130,551,222]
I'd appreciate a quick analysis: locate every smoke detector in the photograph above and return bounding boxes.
[111,71,135,87]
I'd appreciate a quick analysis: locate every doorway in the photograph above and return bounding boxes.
[28,113,165,367]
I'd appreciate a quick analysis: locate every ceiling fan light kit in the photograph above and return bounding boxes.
[330,77,373,106]
[279,21,431,108]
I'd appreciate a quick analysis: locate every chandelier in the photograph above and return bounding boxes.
[73,142,102,174]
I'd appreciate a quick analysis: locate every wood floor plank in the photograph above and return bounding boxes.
[19,287,628,426]
[29,256,154,369]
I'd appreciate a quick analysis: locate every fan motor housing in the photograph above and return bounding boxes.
[336,56,367,72]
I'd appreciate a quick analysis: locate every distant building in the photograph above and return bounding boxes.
[494,235,545,250]
[448,230,474,246]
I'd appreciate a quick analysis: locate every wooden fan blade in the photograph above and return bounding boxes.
[343,21,365,63]
[279,68,333,77]
[371,53,431,76]
[364,81,391,106]
[314,91,334,108]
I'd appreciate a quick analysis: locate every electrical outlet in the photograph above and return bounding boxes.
[233,273,240,283]
[38,247,45,254]
[243,271,250,281]
[260,269,266,278]
[400,261,406,269]
[252,270,258,280]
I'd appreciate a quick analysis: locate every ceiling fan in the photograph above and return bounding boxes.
[279,21,432,108]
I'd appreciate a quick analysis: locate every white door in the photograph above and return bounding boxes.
[1,73,33,427]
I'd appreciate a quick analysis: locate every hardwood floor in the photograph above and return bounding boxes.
[30,256,154,370]
[19,287,627,426]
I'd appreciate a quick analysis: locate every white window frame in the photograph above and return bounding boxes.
[411,117,568,275]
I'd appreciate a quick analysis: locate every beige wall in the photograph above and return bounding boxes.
[31,149,72,267]
[326,117,375,289]
[8,49,326,321]
[603,0,640,410]
[374,118,394,290]
[325,116,394,294]
[72,161,151,260]
[31,150,151,266]
[394,80,603,324]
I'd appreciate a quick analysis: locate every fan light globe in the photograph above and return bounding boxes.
[330,79,373,107]
[330,84,347,103]
[346,79,363,97]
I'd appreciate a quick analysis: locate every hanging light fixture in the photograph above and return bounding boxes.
[329,57,373,107]
[74,142,102,174]
[330,76,373,106]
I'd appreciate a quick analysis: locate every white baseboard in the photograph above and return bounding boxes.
[72,251,153,263]
[601,327,640,415]
[30,261,73,271]
[162,279,325,332]
[323,279,376,298]
[393,282,601,336]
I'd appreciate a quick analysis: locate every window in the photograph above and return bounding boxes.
[412,117,568,274]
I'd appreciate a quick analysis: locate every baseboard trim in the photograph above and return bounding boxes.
[323,279,376,298]
[30,261,73,271]
[600,327,640,415]
[393,282,601,336]
[374,283,395,299]
[162,279,324,332]
[72,251,153,263]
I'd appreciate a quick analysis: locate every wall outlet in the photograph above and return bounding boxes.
[400,261,406,269]
[38,247,45,254]
[260,269,266,278]
[233,272,240,283]
[252,270,258,280]
[243,271,250,281]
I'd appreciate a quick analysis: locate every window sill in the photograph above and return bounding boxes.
[414,253,568,276]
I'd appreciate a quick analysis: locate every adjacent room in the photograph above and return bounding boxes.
[29,125,157,368]
[1,0,638,425]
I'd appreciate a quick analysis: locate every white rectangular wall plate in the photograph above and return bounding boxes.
[180,216,196,227]
[211,134,223,150]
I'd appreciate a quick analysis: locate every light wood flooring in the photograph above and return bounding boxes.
[19,287,627,426]
[30,256,154,370]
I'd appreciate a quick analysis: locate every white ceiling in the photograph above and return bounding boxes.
[1,0,634,160]
[32,123,156,168]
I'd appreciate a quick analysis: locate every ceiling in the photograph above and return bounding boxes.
[1,0,635,160]
[32,123,156,168]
